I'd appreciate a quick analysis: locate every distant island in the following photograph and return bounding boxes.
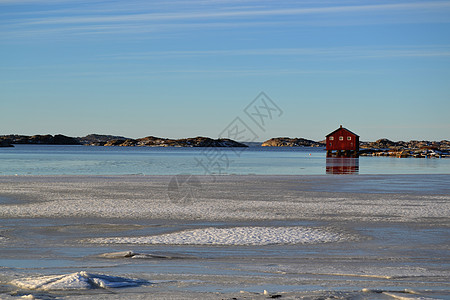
[0,134,247,148]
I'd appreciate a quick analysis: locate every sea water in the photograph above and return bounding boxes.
[0,144,449,175]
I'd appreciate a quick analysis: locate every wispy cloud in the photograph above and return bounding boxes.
[101,46,450,61]
[2,1,450,40]
[16,2,450,26]
[0,68,371,84]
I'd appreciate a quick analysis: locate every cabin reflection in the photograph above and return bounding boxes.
[326,157,359,174]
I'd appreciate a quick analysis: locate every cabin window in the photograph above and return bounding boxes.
[339,136,343,141]
[347,136,352,141]
[329,136,334,141]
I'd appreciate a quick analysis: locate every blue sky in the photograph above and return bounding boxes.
[1,0,449,141]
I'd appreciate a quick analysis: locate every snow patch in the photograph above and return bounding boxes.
[97,250,191,259]
[89,226,348,246]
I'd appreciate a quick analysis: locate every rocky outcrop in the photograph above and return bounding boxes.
[262,137,324,147]
[360,138,399,150]
[104,139,137,147]
[103,139,127,146]
[120,139,138,147]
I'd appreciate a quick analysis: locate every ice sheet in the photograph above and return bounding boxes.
[0,175,448,223]
[0,175,449,299]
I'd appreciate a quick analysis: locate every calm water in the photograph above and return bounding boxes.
[0,144,449,175]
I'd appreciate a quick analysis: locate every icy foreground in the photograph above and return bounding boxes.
[10,271,147,290]
[0,175,449,299]
[90,226,349,245]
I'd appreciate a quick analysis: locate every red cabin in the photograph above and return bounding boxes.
[326,125,359,156]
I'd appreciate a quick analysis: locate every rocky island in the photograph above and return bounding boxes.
[359,139,450,158]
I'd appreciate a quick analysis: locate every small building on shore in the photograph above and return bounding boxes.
[326,125,359,157]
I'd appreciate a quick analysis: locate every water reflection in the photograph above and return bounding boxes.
[326,157,359,174]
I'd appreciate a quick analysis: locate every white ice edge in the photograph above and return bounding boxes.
[88,226,350,246]
[97,250,189,259]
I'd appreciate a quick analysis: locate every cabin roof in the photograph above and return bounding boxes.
[326,125,359,137]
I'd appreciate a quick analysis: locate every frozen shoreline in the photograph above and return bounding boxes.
[0,175,449,299]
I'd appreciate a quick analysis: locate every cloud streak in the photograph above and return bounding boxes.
[14,2,450,26]
[101,46,450,61]
[2,1,449,41]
